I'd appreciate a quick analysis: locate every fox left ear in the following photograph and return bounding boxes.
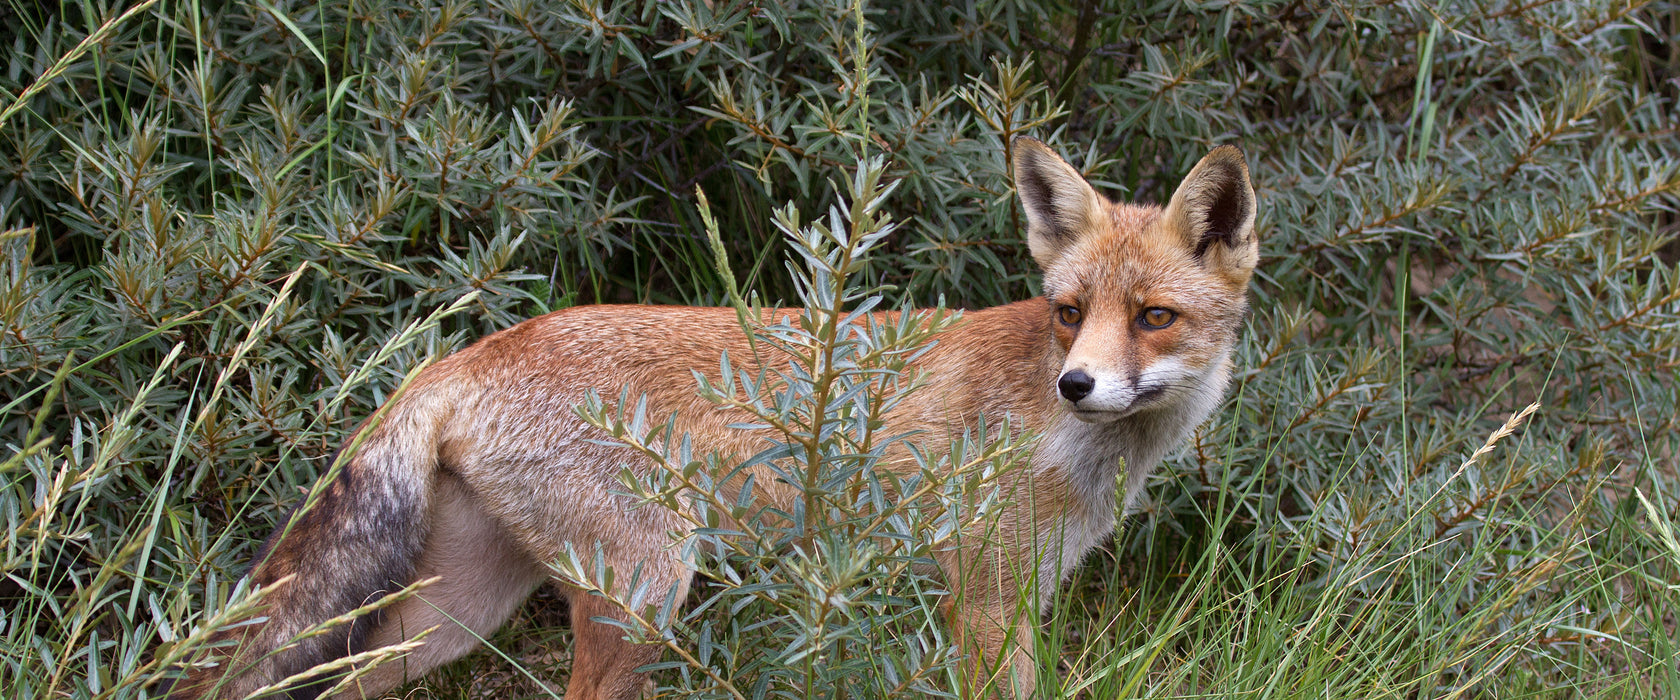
[1162,145,1258,278]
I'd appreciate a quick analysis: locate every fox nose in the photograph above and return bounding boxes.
[1058,370,1095,403]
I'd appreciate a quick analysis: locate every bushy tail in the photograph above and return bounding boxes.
[174,403,444,699]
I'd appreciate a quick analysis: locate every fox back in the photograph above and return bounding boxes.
[172,138,1258,700]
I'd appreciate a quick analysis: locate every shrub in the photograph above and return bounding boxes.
[2,0,1678,697]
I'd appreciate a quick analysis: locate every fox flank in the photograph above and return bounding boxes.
[172,139,1259,700]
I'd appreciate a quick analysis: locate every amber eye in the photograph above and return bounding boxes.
[1057,305,1082,326]
[1140,308,1176,329]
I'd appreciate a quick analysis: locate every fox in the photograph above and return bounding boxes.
[171,137,1258,700]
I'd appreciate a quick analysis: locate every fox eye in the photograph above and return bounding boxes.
[1140,308,1176,329]
[1057,305,1082,326]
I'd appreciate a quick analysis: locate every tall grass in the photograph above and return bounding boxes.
[3,0,1679,697]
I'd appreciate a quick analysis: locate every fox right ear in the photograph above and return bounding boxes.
[1013,137,1105,269]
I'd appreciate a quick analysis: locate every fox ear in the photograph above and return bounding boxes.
[1163,145,1257,278]
[1013,137,1106,269]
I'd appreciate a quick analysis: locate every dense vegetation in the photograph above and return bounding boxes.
[3,0,1679,697]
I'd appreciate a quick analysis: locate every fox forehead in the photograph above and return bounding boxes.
[1040,202,1247,317]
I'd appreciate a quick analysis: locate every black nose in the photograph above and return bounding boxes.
[1058,370,1095,403]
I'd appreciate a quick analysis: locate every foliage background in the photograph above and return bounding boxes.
[2,0,1679,697]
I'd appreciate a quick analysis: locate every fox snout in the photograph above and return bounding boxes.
[1057,364,1176,422]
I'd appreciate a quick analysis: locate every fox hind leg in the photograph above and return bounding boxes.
[336,472,548,699]
[550,523,694,700]
[347,470,696,700]
[562,568,692,700]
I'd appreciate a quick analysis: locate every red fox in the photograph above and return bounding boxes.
[172,138,1257,699]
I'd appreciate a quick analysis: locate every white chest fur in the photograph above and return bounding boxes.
[1028,355,1232,584]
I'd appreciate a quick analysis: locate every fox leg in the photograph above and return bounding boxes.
[335,472,548,699]
[941,538,1047,699]
[548,524,694,699]
[562,583,678,700]
[554,538,694,700]
[949,601,1039,699]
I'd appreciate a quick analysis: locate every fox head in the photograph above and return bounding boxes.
[1012,138,1257,424]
